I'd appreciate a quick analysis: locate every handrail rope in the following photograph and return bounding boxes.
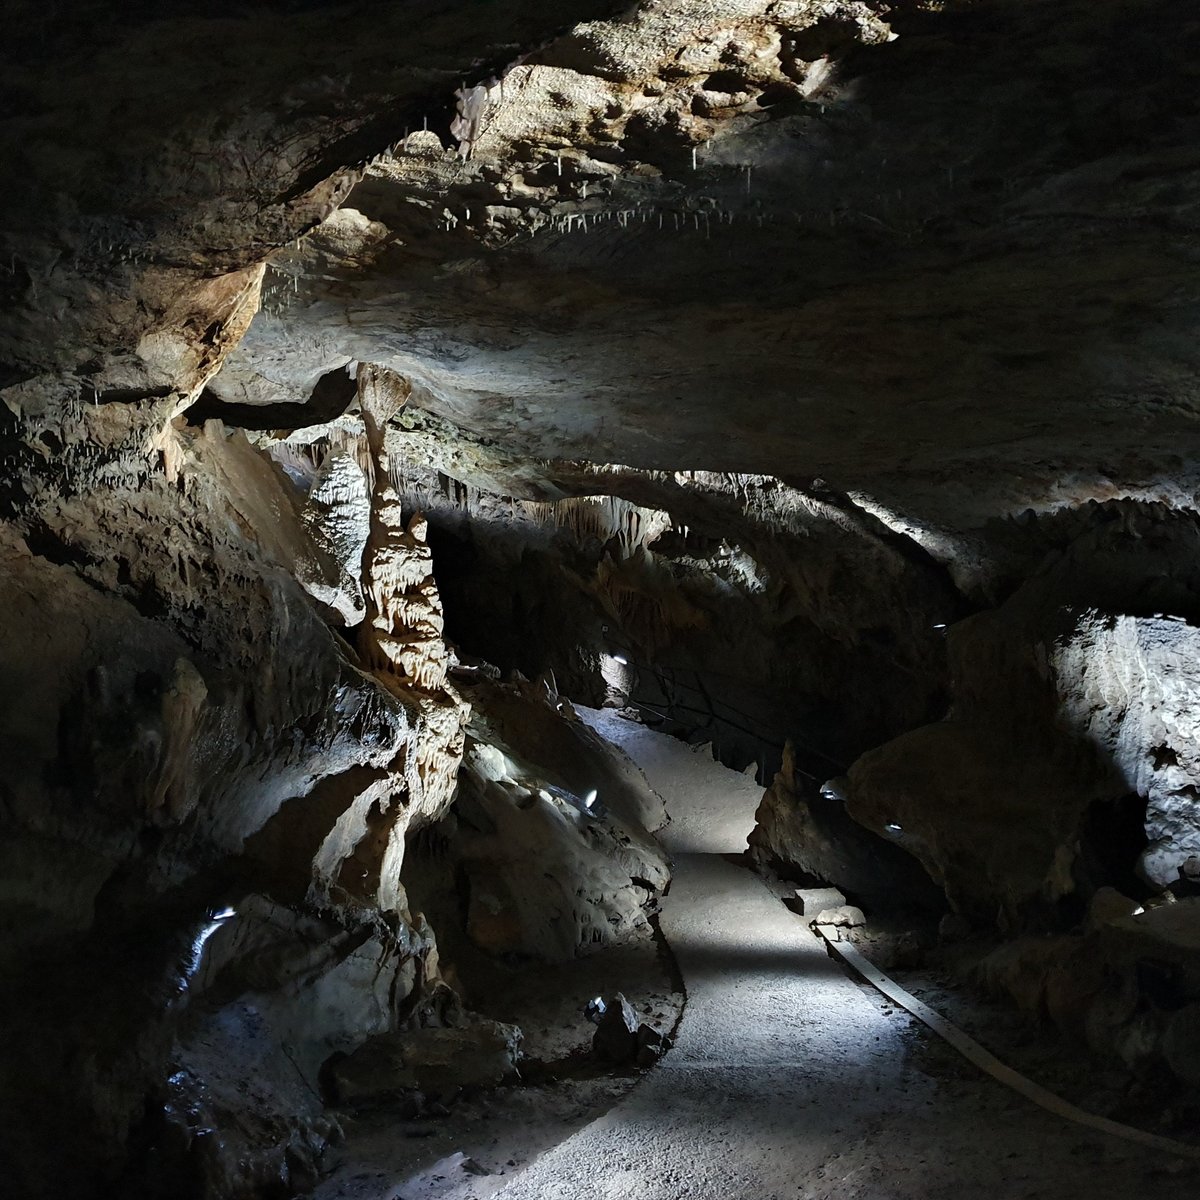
[815,926,1200,1161]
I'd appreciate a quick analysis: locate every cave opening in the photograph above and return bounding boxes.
[5,0,1200,1197]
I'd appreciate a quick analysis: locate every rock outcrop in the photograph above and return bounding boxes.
[0,370,475,1197]
[404,673,671,965]
[749,743,944,913]
[841,505,1200,927]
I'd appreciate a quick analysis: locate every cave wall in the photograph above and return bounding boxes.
[378,439,1200,940]
[364,436,958,783]
[0,372,682,1198]
[839,503,1200,928]
[0,387,482,1197]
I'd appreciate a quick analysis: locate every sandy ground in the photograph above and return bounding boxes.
[319,711,1188,1200]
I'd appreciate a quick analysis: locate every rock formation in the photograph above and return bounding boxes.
[5,0,1200,1192]
[402,670,669,969]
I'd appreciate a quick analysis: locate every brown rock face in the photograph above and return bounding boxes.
[0,375,477,1195]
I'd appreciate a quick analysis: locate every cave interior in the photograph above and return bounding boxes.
[4,0,1200,1196]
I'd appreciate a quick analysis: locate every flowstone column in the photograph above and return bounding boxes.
[357,363,469,827]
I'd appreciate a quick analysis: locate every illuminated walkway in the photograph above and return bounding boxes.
[494,714,1164,1200]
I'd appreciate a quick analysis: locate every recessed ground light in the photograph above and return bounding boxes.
[1132,905,1145,915]
[932,624,947,630]
[885,823,903,834]
[612,654,628,665]
[584,790,598,809]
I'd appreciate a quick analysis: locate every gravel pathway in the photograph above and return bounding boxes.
[492,713,1170,1199]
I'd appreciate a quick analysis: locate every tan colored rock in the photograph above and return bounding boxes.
[592,993,639,1064]
[812,905,865,929]
[357,363,458,696]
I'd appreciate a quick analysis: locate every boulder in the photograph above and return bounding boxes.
[328,1019,521,1108]
[974,936,1077,1016]
[812,905,865,930]
[409,680,672,965]
[1101,897,1200,995]
[592,992,639,1063]
[844,593,1200,928]
[635,1022,667,1067]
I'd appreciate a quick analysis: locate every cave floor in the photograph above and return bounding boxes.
[322,715,1181,1200]
[484,715,1177,1200]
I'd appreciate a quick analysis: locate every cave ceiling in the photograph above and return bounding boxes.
[3,0,1200,535]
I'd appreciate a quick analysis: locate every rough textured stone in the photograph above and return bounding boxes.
[1101,899,1200,995]
[329,1019,522,1108]
[297,448,372,625]
[404,677,671,964]
[750,742,945,913]
[0,380,477,1196]
[5,0,1200,1189]
[592,993,640,1064]
[635,1023,668,1067]
[842,512,1200,926]
[812,905,865,929]
[793,888,847,917]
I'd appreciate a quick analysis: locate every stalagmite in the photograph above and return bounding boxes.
[356,363,470,820]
